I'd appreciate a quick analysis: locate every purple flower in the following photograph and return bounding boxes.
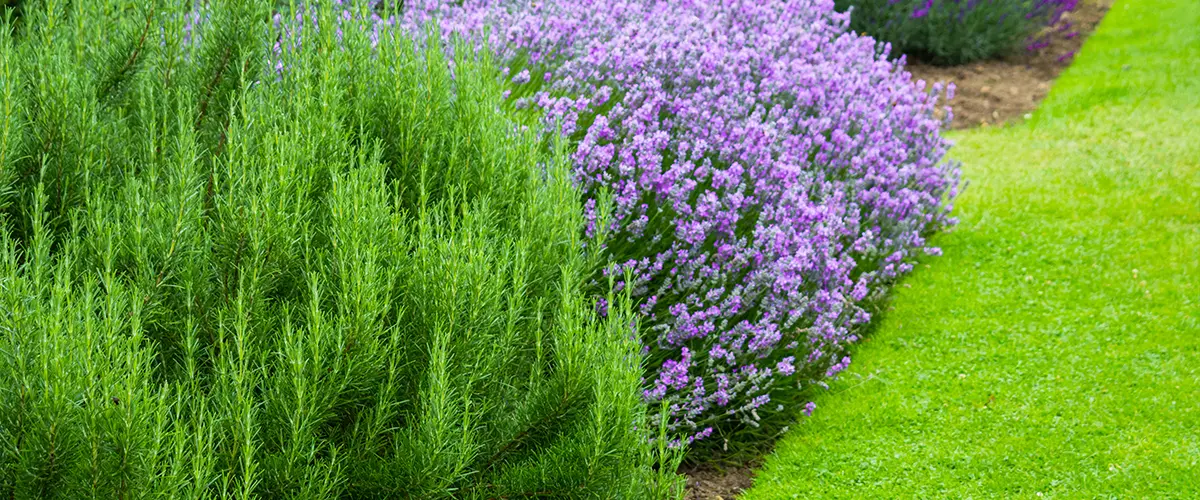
[776,357,797,377]
[912,0,934,18]
[512,69,531,85]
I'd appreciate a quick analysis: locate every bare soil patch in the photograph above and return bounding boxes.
[909,1,1112,129]
[682,463,756,500]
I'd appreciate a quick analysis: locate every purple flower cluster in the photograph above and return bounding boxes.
[1027,0,1083,53]
[911,0,936,19]
[392,0,959,442]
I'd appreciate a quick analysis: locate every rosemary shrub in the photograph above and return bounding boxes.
[0,1,682,498]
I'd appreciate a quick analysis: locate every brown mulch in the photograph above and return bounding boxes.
[682,463,756,500]
[908,0,1112,129]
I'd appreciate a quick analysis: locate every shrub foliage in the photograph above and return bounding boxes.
[835,0,1079,65]
[0,1,678,498]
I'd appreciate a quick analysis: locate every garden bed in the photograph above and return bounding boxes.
[910,0,1112,129]
[3,0,1123,496]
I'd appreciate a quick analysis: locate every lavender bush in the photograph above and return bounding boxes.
[375,0,961,448]
[835,0,1080,65]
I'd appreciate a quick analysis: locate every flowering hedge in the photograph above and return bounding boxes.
[834,0,1080,65]
[385,0,961,447]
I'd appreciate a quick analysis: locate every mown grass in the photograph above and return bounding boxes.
[743,0,1199,496]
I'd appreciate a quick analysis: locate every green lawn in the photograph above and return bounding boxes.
[743,0,1200,497]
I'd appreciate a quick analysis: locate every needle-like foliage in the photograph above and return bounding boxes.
[0,1,681,498]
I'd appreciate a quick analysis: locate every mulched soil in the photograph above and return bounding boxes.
[682,463,756,500]
[682,4,1111,499]
[908,1,1112,129]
